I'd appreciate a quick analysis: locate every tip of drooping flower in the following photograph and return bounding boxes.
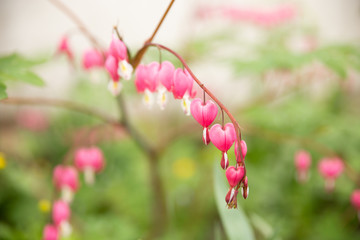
[202,127,210,145]
[107,81,123,96]
[43,224,59,240]
[157,87,167,110]
[143,89,154,108]
[57,35,73,60]
[225,188,239,209]
[181,95,191,116]
[118,60,133,80]
[220,152,229,170]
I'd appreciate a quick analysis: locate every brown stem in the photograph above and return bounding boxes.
[49,0,103,51]
[131,0,175,68]
[1,97,119,125]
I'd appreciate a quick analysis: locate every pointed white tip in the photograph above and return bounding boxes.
[181,96,191,116]
[60,221,72,237]
[143,89,154,108]
[61,186,74,203]
[118,60,133,80]
[108,81,123,96]
[84,166,95,185]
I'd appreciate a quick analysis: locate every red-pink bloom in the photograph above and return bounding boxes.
[52,200,72,237]
[16,109,49,132]
[234,140,247,163]
[209,123,236,169]
[190,98,218,145]
[146,62,160,92]
[75,147,105,185]
[57,36,73,60]
[82,49,104,70]
[108,34,127,61]
[294,150,311,183]
[225,187,239,208]
[158,61,175,92]
[53,166,79,202]
[173,68,195,115]
[226,166,245,188]
[134,64,148,93]
[351,190,360,210]
[43,224,59,240]
[105,55,119,82]
[318,157,344,192]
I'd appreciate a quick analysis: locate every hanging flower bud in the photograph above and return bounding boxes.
[225,187,239,209]
[294,150,311,183]
[351,189,360,221]
[209,123,237,169]
[52,200,72,237]
[234,139,247,163]
[225,166,245,188]
[157,61,175,110]
[75,147,105,185]
[173,68,194,115]
[240,176,249,199]
[57,35,73,60]
[82,49,104,70]
[318,157,344,192]
[53,166,79,203]
[190,98,218,145]
[43,224,59,240]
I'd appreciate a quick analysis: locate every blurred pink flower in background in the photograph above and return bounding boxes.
[42,224,58,240]
[318,157,344,192]
[294,150,312,183]
[56,35,73,60]
[82,49,104,70]
[16,109,49,132]
[53,166,79,202]
[52,200,72,237]
[75,147,105,185]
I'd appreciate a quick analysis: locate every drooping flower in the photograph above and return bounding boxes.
[190,98,218,145]
[294,150,311,183]
[240,176,249,199]
[318,157,344,192]
[173,68,195,115]
[157,61,175,109]
[43,224,59,240]
[82,49,104,70]
[52,200,72,237]
[209,123,237,169]
[57,35,73,60]
[234,139,247,163]
[74,147,105,185]
[53,166,79,203]
[351,190,360,211]
[105,55,122,95]
[225,166,245,188]
[108,34,127,61]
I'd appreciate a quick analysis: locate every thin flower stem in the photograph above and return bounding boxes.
[49,0,103,51]
[144,43,245,165]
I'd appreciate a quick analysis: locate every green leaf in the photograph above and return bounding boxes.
[0,70,45,86]
[0,82,7,100]
[0,53,47,70]
[213,163,255,240]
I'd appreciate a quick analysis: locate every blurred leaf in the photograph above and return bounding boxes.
[0,53,46,86]
[213,163,255,240]
[0,82,7,100]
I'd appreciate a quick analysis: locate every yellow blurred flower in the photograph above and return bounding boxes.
[38,199,51,213]
[172,157,196,180]
[0,152,6,170]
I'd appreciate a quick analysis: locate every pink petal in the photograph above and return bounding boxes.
[146,62,160,92]
[52,200,70,226]
[225,166,245,188]
[108,35,127,61]
[105,55,119,81]
[173,68,191,99]
[82,49,104,70]
[209,123,236,152]
[135,64,148,93]
[294,150,311,171]
[43,224,59,240]
[351,190,360,210]
[158,61,175,91]
[234,140,247,160]
[190,98,218,127]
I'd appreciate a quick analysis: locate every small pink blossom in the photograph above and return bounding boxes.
[351,190,360,210]
[53,166,79,202]
[16,109,49,132]
[158,61,175,92]
[190,98,218,145]
[43,224,59,240]
[225,166,245,188]
[209,123,236,169]
[57,36,73,60]
[294,150,311,183]
[82,49,104,70]
[52,200,70,226]
[75,147,105,185]
[134,64,148,93]
[318,157,344,192]
[234,140,247,163]
[108,34,127,61]
[173,68,193,100]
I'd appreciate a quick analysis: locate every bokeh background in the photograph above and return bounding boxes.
[0,0,360,239]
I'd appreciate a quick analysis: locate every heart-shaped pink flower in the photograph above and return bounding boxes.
[82,49,104,70]
[75,147,105,172]
[53,166,79,192]
[234,140,247,162]
[43,224,59,240]
[135,64,148,93]
[173,68,193,99]
[209,123,236,151]
[52,200,70,226]
[158,61,175,91]
[225,166,245,188]
[190,98,218,145]
[108,34,127,61]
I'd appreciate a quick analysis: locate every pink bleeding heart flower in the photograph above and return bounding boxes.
[52,200,72,237]
[108,34,127,61]
[43,224,59,240]
[294,150,311,183]
[209,123,236,169]
[135,64,148,93]
[234,140,248,163]
[226,166,245,188]
[190,98,218,145]
[225,187,239,209]
[82,49,104,70]
[351,190,360,210]
[157,61,175,110]
[135,62,160,108]
[57,35,73,60]
[53,166,79,203]
[75,147,105,185]
[105,55,122,95]
[173,68,195,115]
[318,157,344,192]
